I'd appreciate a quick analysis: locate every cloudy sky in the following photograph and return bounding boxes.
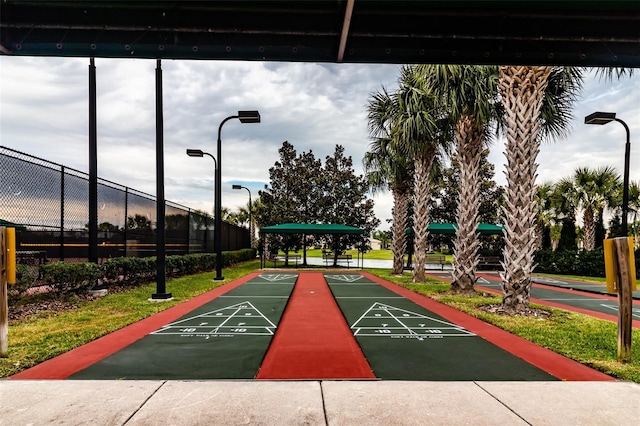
[1,57,638,230]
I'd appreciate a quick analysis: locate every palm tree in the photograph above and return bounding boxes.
[552,176,581,250]
[573,166,621,250]
[364,89,413,275]
[498,66,584,312]
[414,65,500,293]
[534,181,556,250]
[394,65,452,282]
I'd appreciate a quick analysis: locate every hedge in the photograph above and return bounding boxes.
[34,248,256,300]
[535,247,640,279]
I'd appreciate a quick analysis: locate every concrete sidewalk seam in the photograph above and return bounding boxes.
[474,381,532,426]
[122,380,168,425]
[319,381,329,426]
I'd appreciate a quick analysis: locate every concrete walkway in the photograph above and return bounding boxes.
[2,379,640,425]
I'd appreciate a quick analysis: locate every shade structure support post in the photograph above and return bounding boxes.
[152,59,172,300]
[88,58,98,264]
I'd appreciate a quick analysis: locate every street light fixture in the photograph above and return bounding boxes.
[215,111,261,280]
[232,184,253,248]
[186,149,217,253]
[584,111,631,236]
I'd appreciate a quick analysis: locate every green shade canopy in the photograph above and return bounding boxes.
[0,219,27,230]
[406,223,504,235]
[261,223,364,235]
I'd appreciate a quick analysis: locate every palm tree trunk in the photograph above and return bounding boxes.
[391,185,409,275]
[583,207,595,251]
[412,149,436,283]
[451,116,482,293]
[499,65,551,312]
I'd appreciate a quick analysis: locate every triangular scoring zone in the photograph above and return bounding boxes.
[256,273,298,282]
[350,302,476,339]
[151,301,277,336]
[324,273,364,283]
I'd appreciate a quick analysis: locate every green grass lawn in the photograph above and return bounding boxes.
[287,248,454,263]
[2,261,638,383]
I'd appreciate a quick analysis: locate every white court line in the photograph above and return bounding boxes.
[219,295,290,298]
[335,296,404,299]
[600,304,640,319]
[328,283,379,286]
[213,306,242,333]
[152,301,277,334]
[382,307,423,340]
[544,298,613,302]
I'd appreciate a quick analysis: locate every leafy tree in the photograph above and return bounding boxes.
[256,141,308,261]
[429,149,504,254]
[320,145,380,263]
[258,141,379,265]
[372,230,391,249]
[126,214,152,231]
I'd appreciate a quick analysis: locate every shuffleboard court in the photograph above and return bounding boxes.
[325,273,557,381]
[69,273,298,380]
[426,272,640,325]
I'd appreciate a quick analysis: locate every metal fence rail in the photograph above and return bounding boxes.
[0,146,249,262]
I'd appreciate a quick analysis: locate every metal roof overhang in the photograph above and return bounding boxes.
[1,1,639,67]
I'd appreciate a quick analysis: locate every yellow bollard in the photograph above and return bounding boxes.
[6,227,16,285]
[604,238,617,293]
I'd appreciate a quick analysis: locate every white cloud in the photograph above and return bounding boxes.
[1,58,638,232]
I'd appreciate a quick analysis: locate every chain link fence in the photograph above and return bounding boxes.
[0,146,249,262]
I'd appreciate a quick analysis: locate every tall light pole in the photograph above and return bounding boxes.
[186,149,217,253]
[232,184,253,248]
[215,111,261,280]
[585,111,631,237]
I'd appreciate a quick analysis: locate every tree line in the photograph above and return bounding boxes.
[363,64,634,314]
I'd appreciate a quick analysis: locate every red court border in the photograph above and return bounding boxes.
[256,271,375,379]
[11,271,262,379]
[362,271,615,381]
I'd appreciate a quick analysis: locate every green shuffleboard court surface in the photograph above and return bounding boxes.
[70,273,298,380]
[324,273,557,381]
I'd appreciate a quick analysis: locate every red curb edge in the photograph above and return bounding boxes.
[361,271,615,382]
[10,271,262,380]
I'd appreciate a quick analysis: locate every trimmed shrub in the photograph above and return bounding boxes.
[40,261,102,297]
[8,264,38,304]
[534,247,627,278]
[16,248,257,302]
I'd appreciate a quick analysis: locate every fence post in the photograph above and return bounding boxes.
[60,165,65,261]
[124,187,128,257]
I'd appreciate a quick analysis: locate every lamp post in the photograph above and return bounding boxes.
[584,111,631,236]
[186,149,217,253]
[215,111,261,280]
[232,184,253,248]
[585,111,634,363]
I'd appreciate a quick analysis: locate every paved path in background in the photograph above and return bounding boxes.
[426,271,640,328]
